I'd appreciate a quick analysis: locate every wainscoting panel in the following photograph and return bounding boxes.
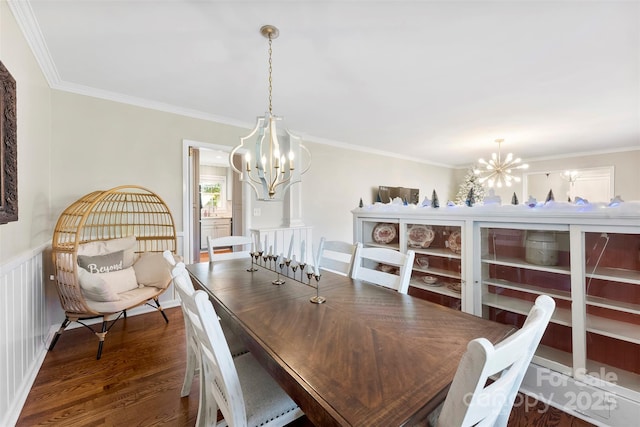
[0,245,48,427]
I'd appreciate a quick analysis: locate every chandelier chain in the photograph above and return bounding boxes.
[268,36,273,115]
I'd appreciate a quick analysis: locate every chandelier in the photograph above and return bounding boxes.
[474,139,529,188]
[230,25,311,201]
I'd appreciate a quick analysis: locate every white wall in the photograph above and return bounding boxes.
[0,1,52,425]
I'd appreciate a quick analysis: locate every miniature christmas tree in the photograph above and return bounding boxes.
[455,169,485,205]
[511,192,519,205]
[545,189,555,203]
[358,198,364,208]
[431,190,440,208]
[465,188,475,207]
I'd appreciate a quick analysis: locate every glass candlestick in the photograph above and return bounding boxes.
[272,255,286,285]
[247,251,258,272]
[310,273,325,304]
[305,264,314,285]
[300,262,307,283]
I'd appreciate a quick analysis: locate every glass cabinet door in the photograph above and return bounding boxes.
[580,230,640,396]
[359,219,400,250]
[479,224,573,374]
[406,222,463,310]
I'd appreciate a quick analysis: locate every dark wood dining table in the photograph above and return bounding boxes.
[187,260,514,427]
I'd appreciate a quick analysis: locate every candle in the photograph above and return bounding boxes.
[300,240,305,264]
[264,235,268,254]
[274,233,278,256]
[251,241,255,254]
[315,238,325,274]
[269,245,273,257]
[287,234,294,260]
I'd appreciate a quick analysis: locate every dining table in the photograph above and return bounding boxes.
[187,259,514,427]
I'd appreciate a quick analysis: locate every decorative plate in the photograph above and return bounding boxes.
[446,282,462,293]
[372,223,397,244]
[422,276,441,286]
[447,230,462,254]
[407,224,435,248]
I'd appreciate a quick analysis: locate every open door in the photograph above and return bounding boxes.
[183,141,250,263]
[190,147,201,262]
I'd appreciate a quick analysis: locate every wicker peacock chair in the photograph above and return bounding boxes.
[50,185,177,359]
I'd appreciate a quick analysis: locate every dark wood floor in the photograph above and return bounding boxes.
[17,307,593,426]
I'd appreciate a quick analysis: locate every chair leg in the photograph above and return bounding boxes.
[96,319,108,360]
[181,337,198,397]
[48,317,71,351]
[153,297,169,323]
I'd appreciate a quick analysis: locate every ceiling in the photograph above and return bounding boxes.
[11,0,640,167]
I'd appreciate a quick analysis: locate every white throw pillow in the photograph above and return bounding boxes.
[94,266,139,295]
[78,268,120,302]
[133,252,173,289]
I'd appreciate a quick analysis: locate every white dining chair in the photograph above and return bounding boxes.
[172,264,304,427]
[429,294,556,427]
[318,237,357,276]
[207,235,253,262]
[166,257,247,426]
[350,242,416,294]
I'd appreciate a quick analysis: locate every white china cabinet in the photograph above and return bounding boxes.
[353,203,640,426]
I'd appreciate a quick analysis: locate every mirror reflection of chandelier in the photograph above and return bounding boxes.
[562,170,579,184]
[474,138,529,188]
[230,25,311,201]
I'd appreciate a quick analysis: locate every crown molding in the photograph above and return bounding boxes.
[7,0,60,86]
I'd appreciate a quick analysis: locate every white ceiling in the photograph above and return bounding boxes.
[12,0,640,167]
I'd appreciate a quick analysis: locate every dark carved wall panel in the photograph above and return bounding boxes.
[0,61,17,224]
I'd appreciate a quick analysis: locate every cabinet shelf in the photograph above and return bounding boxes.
[534,344,573,375]
[483,278,571,302]
[584,359,640,397]
[481,255,571,275]
[586,295,640,316]
[410,280,461,299]
[483,292,640,344]
[482,293,572,327]
[586,314,640,345]
[586,267,640,285]
[413,266,461,280]
[364,242,400,250]
[410,246,461,260]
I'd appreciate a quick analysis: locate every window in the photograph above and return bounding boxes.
[200,175,226,217]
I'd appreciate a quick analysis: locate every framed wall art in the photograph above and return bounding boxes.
[0,60,17,224]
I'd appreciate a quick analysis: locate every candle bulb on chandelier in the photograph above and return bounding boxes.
[245,153,251,171]
[281,156,286,173]
[289,151,294,170]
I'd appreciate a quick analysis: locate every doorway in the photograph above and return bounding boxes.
[182,140,252,263]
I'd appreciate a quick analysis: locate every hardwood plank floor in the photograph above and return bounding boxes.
[17,307,593,426]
